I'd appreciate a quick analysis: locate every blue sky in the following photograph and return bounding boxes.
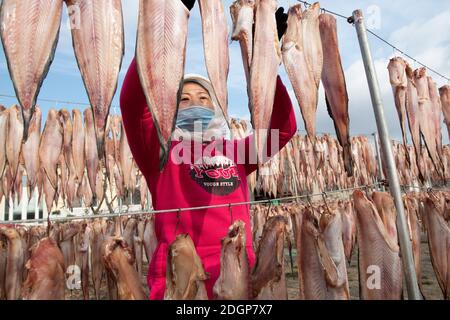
[0,0,449,144]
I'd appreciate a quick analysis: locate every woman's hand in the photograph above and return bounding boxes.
[275,7,288,40]
[181,0,196,11]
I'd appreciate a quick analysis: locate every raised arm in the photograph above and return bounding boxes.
[120,58,159,177]
[243,76,297,175]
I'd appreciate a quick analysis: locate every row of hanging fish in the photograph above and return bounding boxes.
[388,57,449,183]
[231,118,377,197]
[0,215,157,300]
[248,190,449,300]
[0,106,151,214]
[0,0,124,159]
[1,189,448,300]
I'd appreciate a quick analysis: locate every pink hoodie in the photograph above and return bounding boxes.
[120,58,297,299]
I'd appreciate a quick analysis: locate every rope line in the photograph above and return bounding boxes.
[0,183,383,225]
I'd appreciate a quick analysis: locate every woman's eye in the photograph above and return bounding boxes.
[181,98,189,101]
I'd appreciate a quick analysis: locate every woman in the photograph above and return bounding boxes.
[120,1,295,299]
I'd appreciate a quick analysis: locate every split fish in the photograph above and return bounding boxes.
[22,238,65,300]
[22,107,41,200]
[353,191,403,300]
[84,108,99,198]
[302,2,323,88]
[65,0,124,156]
[103,236,146,300]
[6,105,24,187]
[230,0,255,90]
[39,109,63,191]
[164,234,209,300]
[213,220,249,300]
[0,0,63,138]
[388,57,409,150]
[0,227,24,300]
[250,0,281,163]
[282,4,318,142]
[251,216,288,300]
[439,86,450,144]
[199,0,230,122]
[136,0,189,169]
[319,13,353,176]
[72,109,85,183]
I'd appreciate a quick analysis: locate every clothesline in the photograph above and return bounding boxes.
[0,183,384,225]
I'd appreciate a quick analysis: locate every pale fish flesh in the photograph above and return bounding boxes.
[250,0,281,163]
[353,191,403,300]
[65,0,124,156]
[136,0,189,168]
[282,4,317,141]
[213,220,249,300]
[164,234,209,300]
[319,13,353,176]
[199,0,230,121]
[0,0,63,137]
[251,216,288,300]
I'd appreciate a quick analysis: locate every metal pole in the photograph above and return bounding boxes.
[351,9,421,300]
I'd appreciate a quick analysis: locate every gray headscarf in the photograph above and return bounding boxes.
[172,74,231,142]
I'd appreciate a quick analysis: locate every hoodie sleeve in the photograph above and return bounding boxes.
[120,58,160,177]
[241,76,297,176]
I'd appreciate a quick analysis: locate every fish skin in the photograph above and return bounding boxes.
[251,216,288,300]
[230,0,255,90]
[319,13,353,177]
[135,219,145,280]
[59,223,80,273]
[353,191,403,300]
[302,2,323,88]
[59,109,77,185]
[39,109,62,193]
[164,234,209,300]
[91,219,105,300]
[136,0,189,169]
[103,236,146,300]
[289,204,305,299]
[22,238,65,300]
[439,86,450,145]
[0,109,9,179]
[72,109,85,183]
[199,0,230,122]
[300,208,349,300]
[213,220,249,300]
[119,121,133,195]
[405,65,423,181]
[282,4,318,142]
[388,57,409,150]
[6,105,24,187]
[339,200,356,264]
[423,194,449,300]
[427,77,443,164]
[65,0,124,157]
[75,222,91,300]
[250,0,281,163]
[84,108,99,198]
[143,215,158,265]
[22,107,41,200]
[404,195,423,292]
[414,68,443,178]
[0,0,63,138]
[0,227,24,300]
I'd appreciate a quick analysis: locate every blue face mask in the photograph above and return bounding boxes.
[176,106,215,132]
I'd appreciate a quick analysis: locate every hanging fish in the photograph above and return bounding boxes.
[0,0,63,139]
[65,0,125,157]
[136,0,189,169]
[199,0,230,123]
